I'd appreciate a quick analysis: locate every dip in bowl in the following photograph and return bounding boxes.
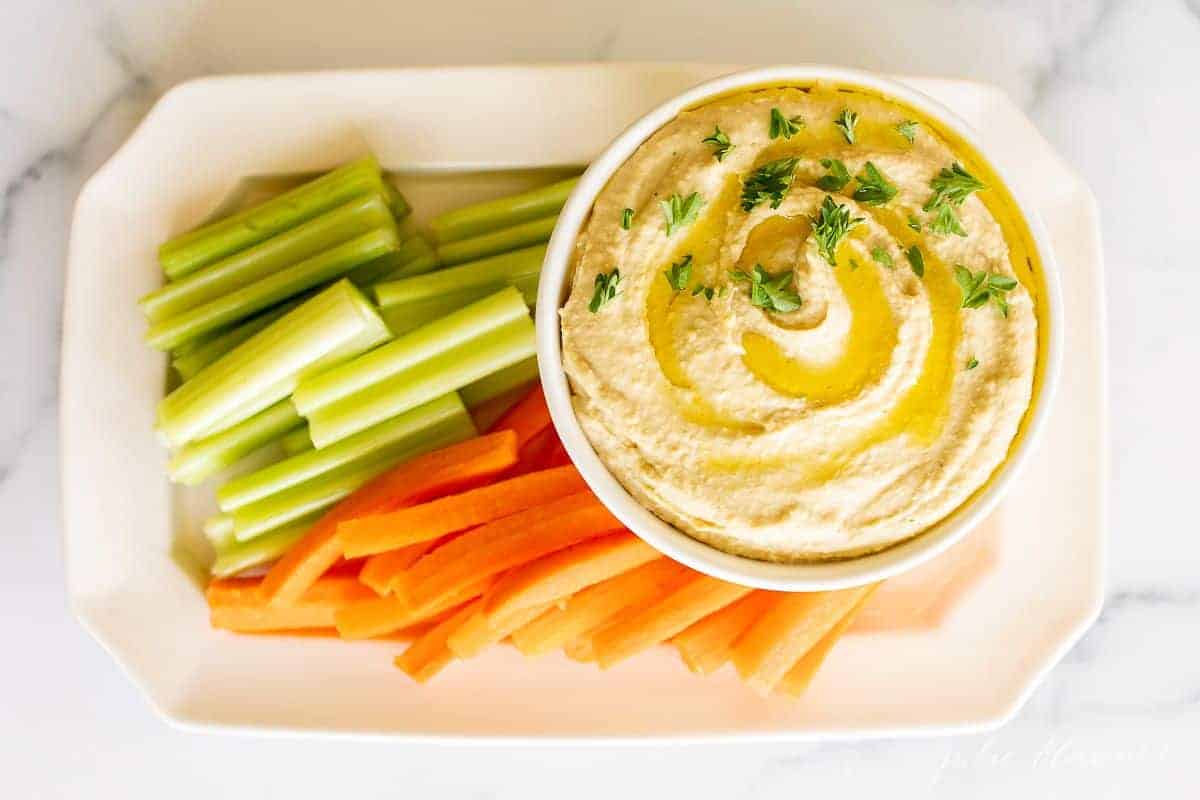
[537,67,1061,590]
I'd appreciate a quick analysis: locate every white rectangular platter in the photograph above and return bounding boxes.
[62,64,1106,740]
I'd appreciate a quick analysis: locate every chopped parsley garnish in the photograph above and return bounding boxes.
[692,284,718,301]
[620,207,634,229]
[954,265,1017,317]
[816,158,851,192]
[907,214,922,232]
[730,264,802,312]
[896,120,919,143]
[850,258,861,271]
[905,245,925,278]
[740,157,799,212]
[810,195,863,266]
[852,161,897,206]
[660,191,704,236]
[588,268,621,313]
[834,108,859,144]
[923,162,985,210]
[929,203,967,236]
[966,356,979,370]
[701,125,735,161]
[663,254,693,292]
[769,108,804,140]
[870,247,894,269]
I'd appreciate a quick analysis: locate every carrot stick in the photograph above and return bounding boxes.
[357,538,443,595]
[334,576,493,640]
[337,465,586,557]
[207,576,374,632]
[672,590,784,675]
[393,599,480,683]
[587,576,753,669]
[260,431,518,606]
[482,531,658,627]
[775,584,879,698]
[446,601,554,658]
[486,383,549,448]
[510,559,695,657]
[731,584,876,696]
[395,491,622,612]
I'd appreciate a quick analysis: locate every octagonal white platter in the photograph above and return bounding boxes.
[62,64,1107,741]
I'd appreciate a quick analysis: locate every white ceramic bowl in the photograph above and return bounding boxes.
[536,65,1064,591]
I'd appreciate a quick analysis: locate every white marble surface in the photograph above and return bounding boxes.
[3,0,1197,795]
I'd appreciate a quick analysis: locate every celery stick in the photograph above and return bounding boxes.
[171,298,306,381]
[278,426,314,456]
[232,413,476,541]
[141,193,394,322]
[211,512,323,577]
[168,399,304,485]
[431,177,578,243]
[292,287,529,416]
[157,280,390,449]
[436,214,557,267]
[217,393,467,511]
[460,356,539,408]
[306,315,535,448]
[374,245,544,309]
[146,227,400,352]
[159,156,402,280]
[204,513,236,550]
[396,234,435,265]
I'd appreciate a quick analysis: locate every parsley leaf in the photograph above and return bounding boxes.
[810,195,863,266]
[621,207,634,229]
[870,247,894,269]
[966,356,979,370]
[816,158,851,192]
[663,254,693,292]
[701,125,735,161]
[923,162,985,211]
[731,264,802,312]
[852,161,898,206]
[769,108,803,140]
[834,108,859,144]
[660,192,704,236]
[907,214,922,232]
[741,157,799,212]
[897,120,919,143]
[954,265,1017,316]
[929,204,967,236]
[691,284,717,301]
[905,245,925,278]
[589,268,621,313]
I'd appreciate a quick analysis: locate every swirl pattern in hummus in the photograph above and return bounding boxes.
[560,86,1039,562]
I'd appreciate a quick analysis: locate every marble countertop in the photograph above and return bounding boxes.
[3,0,1196,795]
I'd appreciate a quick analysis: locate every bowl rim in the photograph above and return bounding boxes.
[535,64,1064,591]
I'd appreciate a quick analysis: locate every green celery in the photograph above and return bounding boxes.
[278,426,314,456]
[231,413,476,541]
[460,356,539,408]
[171,298,305,381]
[156,280,390,449]
[211,512,323,577]
[217,393,467,512]
[140,193,394,322]
[168,399,304,485]
[430,177,578,243]
[146,227,400,352]
[159,156,405,280]
[305,314,535,448]
[203,513,236,550]
[292,286,529,416]
[435,214,557,267]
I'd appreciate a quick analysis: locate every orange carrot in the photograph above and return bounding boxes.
[394,491,623,613]
[337,465,587,557]
[542,438,571,468]
[446,601,554,658]
[510,559,695,657]
[673,591,784,675]
[482,531,659,627]
[775,585,879,698]
[731,584,876,696]
[587,576,753,669]
[357,538,443,595]
[511,426,558,474]
[469,383,533,432]
[260,431,518,606]
[487,383,550,448]
[207,576,375,633]
[334,576,493,640]
[393,599,480,683]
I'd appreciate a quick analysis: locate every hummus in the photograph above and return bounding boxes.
[560,85,1041,562]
